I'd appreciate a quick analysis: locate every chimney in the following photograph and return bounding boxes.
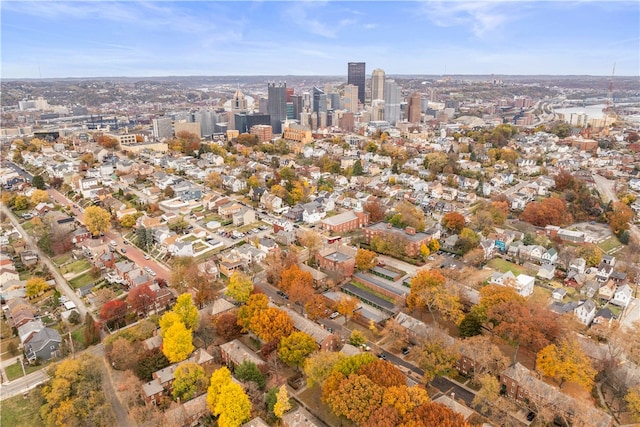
[405,226,416,235]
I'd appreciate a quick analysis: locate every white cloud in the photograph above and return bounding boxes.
[419,0,518,38]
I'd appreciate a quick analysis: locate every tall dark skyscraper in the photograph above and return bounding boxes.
[347,62,366,105]
[267,82,287,134]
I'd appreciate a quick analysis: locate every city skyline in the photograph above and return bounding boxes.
[1,1,639,79]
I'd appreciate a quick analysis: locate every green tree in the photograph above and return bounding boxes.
[274,385,292,418]
[278,331,317,367]
[162,321,194,363]
[172,362,207,402]
[173,293,200,330]
[234,360,266,389]
[83,206,112,236]
[32,174,46,189]
[352,159,364,176]
[225,271,254,303]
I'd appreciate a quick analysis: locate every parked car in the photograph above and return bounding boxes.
[402,347,410,355]
[144,254,150,260]
[329,312,340,319]
[276,290,289,299]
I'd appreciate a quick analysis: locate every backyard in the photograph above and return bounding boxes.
[60,259,91,275]
[69,270,102,289]
[487,258,526,276]
[597,236,622,254]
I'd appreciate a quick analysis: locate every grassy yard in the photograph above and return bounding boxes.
[487,258,525,276]
[0,389,45,427]
[530,285,552,305]
[350,280,395,303]
[1,337,20,361]
[69,271,100,289]
[598,236,622,254]
[71,326,86,350]
[20,221,35,231]
[52,253,72,265]
[5,360,49,381]
[60,259,91,275]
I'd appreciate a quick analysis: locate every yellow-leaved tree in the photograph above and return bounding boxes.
[162,321,194,363]
[173,293,200,330]
[536,337,596,390]
[83,206,111,236]
[207,367,251,427]
[26,277,49,298]
[274,385,292,418]
[225,271,254,303]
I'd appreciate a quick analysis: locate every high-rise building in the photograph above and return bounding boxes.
[230,87,248,131]
[268,82,287,134]
[406,92,422,124]
[371,68,385,102]
[152,117,173,140]
[347,62,366,105]
[343,84,359,113]
[312,87,327,114]
[290,95,303,120]
[383,80,402,125]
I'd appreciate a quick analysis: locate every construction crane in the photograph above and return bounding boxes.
[605,62,616,113]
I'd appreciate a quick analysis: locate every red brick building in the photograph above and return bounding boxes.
[321,203,369,234]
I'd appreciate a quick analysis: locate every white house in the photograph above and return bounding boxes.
[541,248,558,265]
[169,241,195,257]
[574,300,596,325]
[610,284,633,308]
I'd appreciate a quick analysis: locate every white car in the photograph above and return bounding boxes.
[329,312,340,319]
[144,254,150,260]
[109,240,117,246]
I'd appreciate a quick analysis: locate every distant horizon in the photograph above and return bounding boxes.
[2,1,638,79]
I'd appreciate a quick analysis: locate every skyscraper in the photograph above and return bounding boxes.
[152,117,173,140]
[343,84,359,113]
[312,87,327,114]
[406,92,422,124]
[371,68,385,102]
[268,82,287,134]
[384,80,402,125]
[347,62,366,105]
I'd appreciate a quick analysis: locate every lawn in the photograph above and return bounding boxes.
[52,253,72,265]
[20,221,35,231]
[0,389,45,427]
[60,259,91,275]
[350,280,394,303]
[69,271,100,289]
[71,326,86,350]
[487,258,525,276]
[530,285,552,305]
[5,360,48,381]
[1,337,20,361]
[598,236,622,254]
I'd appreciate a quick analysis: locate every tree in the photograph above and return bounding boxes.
[325,374,384,425]
[336,295,360,322]
[99,299,127,329]
[30,189,50,205]
[456,227,480,254]
[407,270,463,325]
[278,331,317,367]
[608,201,633,236]
[83,314,101,346]
[31,174,46,189]
[364,198,386,223]
[442,212,465,234]
[520,197,569,227]
[214,312,242,341]
[456,335,508,380]
[126,284,156,317]
[120,214,136,229]
[234,360,265,389]
[428,239,440,253]
[173,293,200,330]
[162,321,194,363]
[159,311,182,336]
[26,276,49,298]
[358,360,406,388]
[380,385,429,419]
[207,366,232,412]
[459,311,482,338]
[214,382,252,427]
[536,337,596,390]
[164,185,175,199]
[349,330,367,347]
[416,340,458,383]
[333,352,378,377]
[355,248,378,271]
[273,385,292,418]
[250,307,293,342]
[303,351,346,387]
[134,348,170,381]
[40,354,114,427]
[625,386,640,422]
[205,171,223,189]
[14,195,29,210]
[305,294,331,320]
[279,264,313,295]
[404,402,472,426]
[68,310,81,325]
[237,293,268,331]
[463,247,486,267]
[172,362,207,402]
[107,337,137,370]
[225,271,254,303]
[387,200,426,232]
[577,243,603,267]
[83,206,112,236]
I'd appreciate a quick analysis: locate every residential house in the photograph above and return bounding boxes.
[569,257,587,275]
[169,241,195,258]
[552,288,567,301]
[218,201,244,218]
[537,264,556,281]
[24,328,62,362]
[593,307,617,327]
[597,264,614,283]
[163,395,208,427]
[541,248,558,264]
[598,279,617,301]
[218,251,245,277]
[315,245,357,279]
[298,263,328,289]
[302,202,324,224]
[258,238,278,254]
[479,239,495,260]
[281,406,324,427]
[574,300,597,325]
[490,271,535,297]
[219,339,265,369]
[581,280,601,299]
[278,305,339,351]
[610,284,632,308]
[232,207,256,227]
[235,245,266,264]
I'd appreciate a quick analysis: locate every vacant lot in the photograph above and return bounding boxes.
[0,389,45,427]
[487,258,525,276]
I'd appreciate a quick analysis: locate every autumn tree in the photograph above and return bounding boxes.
[214,312,242,341]
[273,385,292,418]
[441,212,465,234]
[387,200,426,232]
[237,293,268,331]
[324,374,384,425]
[159,311,181,336]
[381,385,430,418]
[83,205,112,236]
[407,270,463,325]
[333,352,378,377]
[207,367,251,427]
[463,247,486,267]
[349,330,367,347]
[303,351,346,387]
[26,276,49,298]
[83,314,101,346]
[162,321,194,363]
[608,201,633,237]
[30,189,50,205]
[304,294,330,321]
[278,331,317,367]
[40,354,114,427]
[336,295,360,322]
[520,197,569,227]
[250,307,293,342]
[456,227,480,254]
[404,402,472,426]
[416,340,458,383]
[626,386,640,422]
[456,335,508,381]
[173,293,200,330]
[99,299,127,329]
[364,197,387,223]
[279,264,313,303]
[172,362,207,402]
[355,248,378,271]
[297,229,323,259]
[225,271,254,303]
[126,284,156,317]
[120,214,136,229]
[577,243,603,267]
[107,337,138,370]
[536,337,596,390]
[358,360,406,388]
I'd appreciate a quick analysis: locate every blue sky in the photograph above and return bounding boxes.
[2,1,638,78]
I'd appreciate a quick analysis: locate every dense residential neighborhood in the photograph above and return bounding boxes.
[1,70,640,427]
